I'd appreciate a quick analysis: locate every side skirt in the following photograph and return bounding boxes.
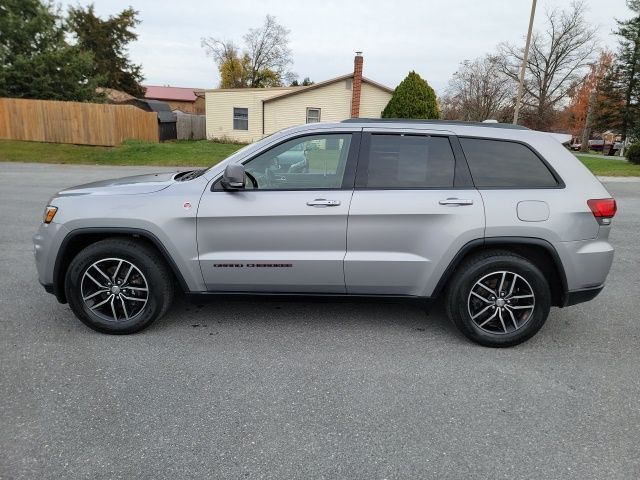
[184,291,434,309]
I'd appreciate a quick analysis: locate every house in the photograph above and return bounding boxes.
[601,130,622,144]
[96,87,137,104]
[204,53,393,143]
[144,86,206,115]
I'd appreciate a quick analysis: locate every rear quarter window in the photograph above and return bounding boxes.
[459,138,559,188]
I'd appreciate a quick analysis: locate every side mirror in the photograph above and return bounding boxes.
[221,164,245,190]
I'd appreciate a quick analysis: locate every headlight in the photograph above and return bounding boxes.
[43,206,58,224]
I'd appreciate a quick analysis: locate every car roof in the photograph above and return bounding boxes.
[274,119,542,143]
[341,118,530,130]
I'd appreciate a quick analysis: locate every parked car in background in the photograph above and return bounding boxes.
[33,119,617,347]
[570,139,622,156]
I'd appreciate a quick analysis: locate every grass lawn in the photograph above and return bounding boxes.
[574,154,640,177]
[0,139,245,167]
[2,139,640,177]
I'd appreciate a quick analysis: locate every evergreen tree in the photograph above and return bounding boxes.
[382,71,440,119]
[593,69,626,133]
[0,0,100,101]
[290,77,313,87]
[612,0,640,139]
[67,4,144,97]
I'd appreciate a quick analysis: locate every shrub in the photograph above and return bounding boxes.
[382,71,440,119]
[626,142,640,165]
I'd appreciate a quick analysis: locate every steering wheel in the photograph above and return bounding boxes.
[284,156,303,173]
[245,171,259,189]
[264,166,276,188]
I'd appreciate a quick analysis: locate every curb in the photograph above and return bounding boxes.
[597,176,640,183]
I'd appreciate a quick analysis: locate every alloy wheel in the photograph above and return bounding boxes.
[80,258,149,322]
[467,270,535,334]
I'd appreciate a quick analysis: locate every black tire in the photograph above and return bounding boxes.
[65,238,174,334]
[445,250,551,347]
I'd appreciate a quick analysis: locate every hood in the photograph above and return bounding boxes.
[57,172,179,196]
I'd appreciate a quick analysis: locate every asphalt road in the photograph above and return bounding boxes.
[1,162,639,479]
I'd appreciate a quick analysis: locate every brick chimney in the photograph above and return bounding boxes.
[350,52,363,118]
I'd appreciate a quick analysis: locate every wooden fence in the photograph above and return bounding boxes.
[0,97,158,146]
[176,112,206,140]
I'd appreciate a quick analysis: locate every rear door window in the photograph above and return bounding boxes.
[359,134,455,188]
[459,138,559,188]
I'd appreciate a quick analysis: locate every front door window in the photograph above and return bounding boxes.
[242,134,352,190]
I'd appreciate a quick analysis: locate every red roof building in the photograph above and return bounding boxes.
[144,86,206,115]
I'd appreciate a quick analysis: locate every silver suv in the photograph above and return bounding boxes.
[33,120,616,347]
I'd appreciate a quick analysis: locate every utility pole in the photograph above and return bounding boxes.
[513,0,537,125]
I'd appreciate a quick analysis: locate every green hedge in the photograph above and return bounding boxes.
[626,142,640,165]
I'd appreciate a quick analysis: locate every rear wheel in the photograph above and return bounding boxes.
[65,238,174,334]
[445,250,551,347]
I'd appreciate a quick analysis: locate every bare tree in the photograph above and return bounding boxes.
[498,1,598,130]
[201,15,294,88]
[201,38,239,67]
[200,39,248,88]
[243,15,293,87]
[441,55,515,121]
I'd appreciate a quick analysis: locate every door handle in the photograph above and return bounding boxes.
[307,199,341,207]
[439,198,474,206]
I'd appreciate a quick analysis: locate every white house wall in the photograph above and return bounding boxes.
[264,80,353,135]
[205,88,295,143]
[359,82,392,118]
[205,81,392,143]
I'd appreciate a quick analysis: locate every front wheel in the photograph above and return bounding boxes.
[445,251,551,347]
[65,239,174,334]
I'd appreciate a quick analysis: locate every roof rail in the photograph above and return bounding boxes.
[341,118,530,130]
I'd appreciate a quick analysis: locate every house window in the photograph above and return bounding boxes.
[306,108,321,123]
[233,107,248,130]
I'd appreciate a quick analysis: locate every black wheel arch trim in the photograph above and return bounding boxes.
[52,227,191,304]
[52,231,571,308]
[432,236,569,304]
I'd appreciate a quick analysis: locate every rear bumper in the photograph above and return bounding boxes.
[563,285,604,307]
[557,236,614,292]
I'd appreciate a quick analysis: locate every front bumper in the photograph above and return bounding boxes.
[33,222,69,297]
[40,281,55,295]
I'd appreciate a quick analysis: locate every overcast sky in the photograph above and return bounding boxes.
[62,0,632,93]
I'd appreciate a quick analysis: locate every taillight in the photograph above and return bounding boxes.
[587,198,617,225]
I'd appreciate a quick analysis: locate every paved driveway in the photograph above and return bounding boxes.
[1,163,639,479]
[573,152,626,160]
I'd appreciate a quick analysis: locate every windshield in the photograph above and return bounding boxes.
[204,142,255,175]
